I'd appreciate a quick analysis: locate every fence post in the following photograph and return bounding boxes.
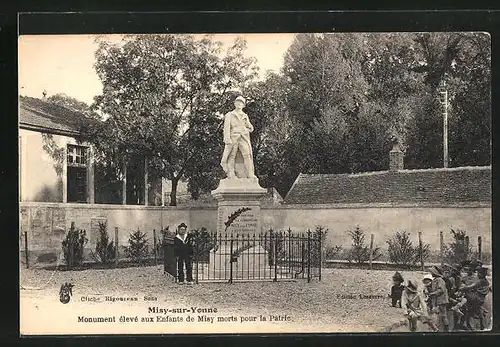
[273,232,278,282]
[195,234,199,284]
[418,232,424,272]
[439,231,444,265]
[229,238,233,284]
[153,229,157,265]
[69,222,75,269]
[318,230,322,281]
[114,227,119,265]
[24,231,29,269]
[369,233,374,270]
[288,228,292,275]
[465,236,470,257]
[478,236,482,261]
[307,230,311,283]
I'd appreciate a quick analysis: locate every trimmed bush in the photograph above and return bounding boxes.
[324,245,343,260]
[345,226,381,264]
[62,222,88,268]
[444,229,472,264]
[386,230,430,267]
[191,227,215,262]
[95,221,116,264]
[125,228,149,263]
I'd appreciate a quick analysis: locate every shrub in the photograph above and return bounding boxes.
[345,226,381,264]
[386,230,430,267]
[444,229,472,264]
[324,245,343,260]
[62,222,88,268]
[155,226,174,259]
[125,228,149,263]
[191,227,216,262]
[95,222,116,264]
[266,229,286,266]
[472,251,492,265]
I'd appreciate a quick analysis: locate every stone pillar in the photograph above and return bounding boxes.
[122,162,127,205]
[161,177,165,206]
[211,178,267,236]
[144,157,149,206]
[87,146,95,204]
[210,177,267,279]
[62,143,68,203]
[389,143,404,172]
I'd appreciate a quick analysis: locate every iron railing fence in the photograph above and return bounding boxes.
[162,230,322,283]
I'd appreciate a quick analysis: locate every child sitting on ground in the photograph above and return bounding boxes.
[401,280,439,332]
[390,272,405,308]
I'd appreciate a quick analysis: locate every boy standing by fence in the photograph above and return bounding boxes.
[174,223,194,285]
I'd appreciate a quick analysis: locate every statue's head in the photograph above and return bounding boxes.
[234,96,246,110]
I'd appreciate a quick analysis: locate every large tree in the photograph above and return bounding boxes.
[89,34,258,205]
[405,32,491,168]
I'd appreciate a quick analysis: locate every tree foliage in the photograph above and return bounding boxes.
[88,34,258,205]
[346,226,382,264]
[386,230,431,267]
[95,222,116,264]
[61,222,88,268]
[81,32,490,201]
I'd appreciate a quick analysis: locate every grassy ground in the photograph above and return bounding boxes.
[19,266,492,334]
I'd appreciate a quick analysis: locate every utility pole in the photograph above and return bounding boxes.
[438,79,449,168]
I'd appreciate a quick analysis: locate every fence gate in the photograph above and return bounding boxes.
[189,230,322,283]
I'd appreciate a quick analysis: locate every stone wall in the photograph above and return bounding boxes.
[19,202,491,264]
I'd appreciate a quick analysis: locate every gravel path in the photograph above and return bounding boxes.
[19,266,492,334]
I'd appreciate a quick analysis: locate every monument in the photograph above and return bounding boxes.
[211,95,267,237]
[208,96,269,279]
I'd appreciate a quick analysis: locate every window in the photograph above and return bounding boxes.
[67,145,88,203]
[67,145,87,167]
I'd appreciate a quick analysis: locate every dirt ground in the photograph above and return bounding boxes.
[19,266,492,334]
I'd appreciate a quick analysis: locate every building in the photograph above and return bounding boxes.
[280,144,491,253]
[19,95,164,206]
[19,96,97,204]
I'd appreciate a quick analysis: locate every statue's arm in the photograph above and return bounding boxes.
[223,112,232,144]
[245,114,254,133]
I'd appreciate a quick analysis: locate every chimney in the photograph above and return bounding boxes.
[389,142,404,172]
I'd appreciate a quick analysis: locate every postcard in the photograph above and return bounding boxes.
[19,30,492,335]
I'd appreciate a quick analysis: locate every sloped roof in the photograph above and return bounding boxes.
[19,96,96,136]
[283,166,491,205]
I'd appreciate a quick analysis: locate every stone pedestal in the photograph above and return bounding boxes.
[208,178,268,279]
[211,178,267,236]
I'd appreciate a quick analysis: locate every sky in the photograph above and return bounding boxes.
[18,34,296,105]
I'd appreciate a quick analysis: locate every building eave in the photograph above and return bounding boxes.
[19,122,81,138]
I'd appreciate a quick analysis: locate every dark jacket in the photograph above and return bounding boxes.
[391,284,405,307]
[173,234,194,259]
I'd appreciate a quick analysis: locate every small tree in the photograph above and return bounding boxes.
[387,230,430,267]
[444,229,472,264]
[325,245,343,260]
[62,222,88,268]
[155,226,174,259]
[311,225,328,266]
[346,226,381,264]
[191,227,215,262]
[125,228,149,263]
[95,222,116,264]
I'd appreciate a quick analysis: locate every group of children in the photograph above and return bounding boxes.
[390,260,490,332]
